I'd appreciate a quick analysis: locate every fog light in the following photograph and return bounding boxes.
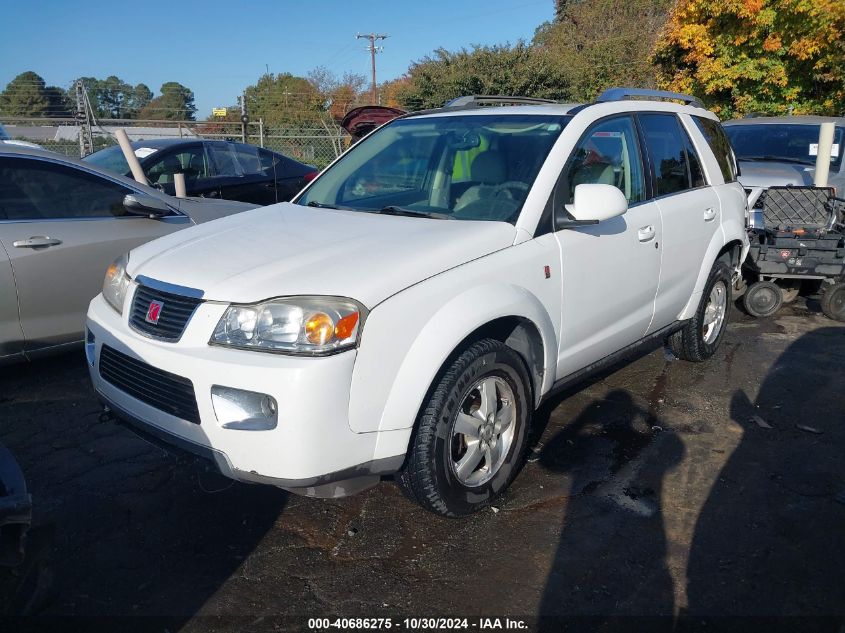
[211,385,278,430]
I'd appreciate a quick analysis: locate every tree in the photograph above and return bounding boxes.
[307,66,367,120]
[0,71,52,116]
[76,76,155,118]
[535,0,672,102]
[243,72,322,125]
[653,0,845,117]
[393,42,569,111]
[139,81,197,120]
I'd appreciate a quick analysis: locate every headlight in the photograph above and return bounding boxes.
[210,297,365,355]
[103,254,131,314]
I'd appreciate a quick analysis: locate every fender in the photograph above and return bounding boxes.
[348,282,558,434]
[678,215,747,320]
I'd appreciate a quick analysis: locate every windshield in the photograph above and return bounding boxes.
[82,144,133,175]
[725,123,844,169]
[296,114,569,223]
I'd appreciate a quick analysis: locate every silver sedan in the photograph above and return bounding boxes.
[0,146,256,364]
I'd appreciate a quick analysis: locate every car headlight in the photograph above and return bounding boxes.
[210,297,365,355]
[103,254,131,314]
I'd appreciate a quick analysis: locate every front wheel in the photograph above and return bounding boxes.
[667,259,732,362]
[398,339,532,517]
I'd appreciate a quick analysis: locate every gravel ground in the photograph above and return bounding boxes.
[1,300,843,632]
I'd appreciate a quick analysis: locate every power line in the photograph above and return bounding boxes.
[356,33,388,104]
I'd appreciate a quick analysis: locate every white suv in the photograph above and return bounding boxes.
[86,89,749,516]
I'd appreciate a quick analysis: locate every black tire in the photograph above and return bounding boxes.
[398,338,532,517]
[821,282,845,322]
[667,259,732,362]
[743,280,783,318]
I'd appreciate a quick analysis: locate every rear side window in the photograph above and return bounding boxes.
[639,113,703,196]
[0,157,132,220]
[694,117,738,183]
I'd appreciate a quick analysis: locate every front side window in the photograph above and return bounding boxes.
[564,115,646,205]
[0,157,132,221]
[297,114,569,223]
[639,113,701,196]
[724,123,844,170]
[694,117,738,182]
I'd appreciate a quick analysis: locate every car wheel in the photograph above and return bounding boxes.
[821,282,845,322]
[667,259,732,362]
[743,280,783,318]
[398,338,532,517]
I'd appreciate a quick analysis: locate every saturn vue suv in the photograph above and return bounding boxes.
[85,88,749,516]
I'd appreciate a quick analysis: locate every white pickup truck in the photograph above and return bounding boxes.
[86,89,749,516]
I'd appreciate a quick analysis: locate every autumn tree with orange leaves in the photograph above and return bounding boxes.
[653,0,845,117]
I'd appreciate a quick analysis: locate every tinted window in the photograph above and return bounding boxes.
[0,157,132,220]
[146,146,211,185]
[694,117,737,182]
[565,116,646,204]
[639,113,701,196]
[207,143,242,177]
[681,127,706,188]
[724,123,844,170]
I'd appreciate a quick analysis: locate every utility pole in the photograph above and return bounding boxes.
[356,33,388,104]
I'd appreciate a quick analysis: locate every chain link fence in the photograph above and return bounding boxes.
[1,116,349,169]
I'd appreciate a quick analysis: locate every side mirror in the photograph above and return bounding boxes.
[556,183,628,230]
[123,193,171,219]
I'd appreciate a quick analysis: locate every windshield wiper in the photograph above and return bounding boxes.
[741,155,814,166]
[306,201,339,209]
[375,206,453,220]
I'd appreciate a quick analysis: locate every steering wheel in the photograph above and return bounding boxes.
[490,181,530,200]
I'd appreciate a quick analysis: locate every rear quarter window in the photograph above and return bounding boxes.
[694,117,738,183]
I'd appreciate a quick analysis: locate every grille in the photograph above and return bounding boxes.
[129,284,202,341]
[99,345,200,423]
[762,186,835,230]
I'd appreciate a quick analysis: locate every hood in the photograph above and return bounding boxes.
[341,106,406,140]
[127,202,516,307]
[175,197,258,224]
[737,160,815,189]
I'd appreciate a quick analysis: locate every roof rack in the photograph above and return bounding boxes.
[444,95,558,108]
[595,87,704,109]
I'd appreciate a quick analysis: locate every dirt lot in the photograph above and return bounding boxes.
[1,300,843,631]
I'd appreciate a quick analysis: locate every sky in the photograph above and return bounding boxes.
[0,0,554,116]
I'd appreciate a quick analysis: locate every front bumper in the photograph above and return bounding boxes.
[86,292,409,497]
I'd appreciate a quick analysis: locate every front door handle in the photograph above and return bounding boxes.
[704,207,717,222]
[637,225,656,242]
[13,236,63,249]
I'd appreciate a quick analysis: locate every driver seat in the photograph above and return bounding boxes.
[454,151,508,212]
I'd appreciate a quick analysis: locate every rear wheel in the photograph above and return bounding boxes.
[667,259,732,362]
[398,339,531,517]
[821,282,845,322]
[743,280,783,318]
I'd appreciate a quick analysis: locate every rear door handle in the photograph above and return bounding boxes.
[13,236,63,249]
[637,225,656,242]
[704,207,717,222]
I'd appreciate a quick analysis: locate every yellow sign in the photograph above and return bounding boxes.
[212,108,228,117]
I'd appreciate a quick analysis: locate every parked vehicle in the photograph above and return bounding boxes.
[741,186,845,320]
[0,124,41,150]
[341,105,407,142]
[86,89,749,516]
[723,116,845,221]
[0,146,256,364]
[83,139,318,205]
